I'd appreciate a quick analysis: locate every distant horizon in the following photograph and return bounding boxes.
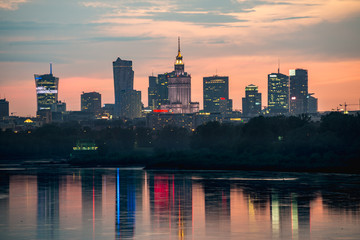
[1,0,359,116]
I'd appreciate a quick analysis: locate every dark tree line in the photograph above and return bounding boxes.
[1,112,359,172]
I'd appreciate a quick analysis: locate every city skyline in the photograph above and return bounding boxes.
[0,0,360,116]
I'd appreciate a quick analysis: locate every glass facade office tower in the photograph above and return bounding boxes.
[34,64,59,111]
[81,92,101,115]
[203,76,232,114]
[290,69,308,114]
[113,58,134,117]
[119,90,142,119]
[268,73,289,114]
[242,84,262,116]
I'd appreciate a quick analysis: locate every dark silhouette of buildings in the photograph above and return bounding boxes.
[0,98,9,118]
[203,75,232,115]
[81,91,102,115]
[34,64,59,112]
[290,69,308,114]
[242,84,262,116]
[148,75,158,110]
[308,93,318,113]
[268,72,289,114]
[147,74,170,110]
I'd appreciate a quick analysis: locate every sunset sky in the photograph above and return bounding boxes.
[0,0,359,116]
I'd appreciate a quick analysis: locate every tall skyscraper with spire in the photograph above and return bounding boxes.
[159,37,199,113]
[34,63,59,111]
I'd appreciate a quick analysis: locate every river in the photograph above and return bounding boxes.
[0,168,359,239]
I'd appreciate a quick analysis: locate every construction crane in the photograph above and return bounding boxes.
[339,100,360,114]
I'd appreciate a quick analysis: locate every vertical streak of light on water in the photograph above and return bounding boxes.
[271,192,280,239]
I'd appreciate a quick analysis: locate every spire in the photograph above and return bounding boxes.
[50,62,52,75]
[278,58,280,74]
[177,36,182,58]
[175,36,183,66]
[174,37,184,74]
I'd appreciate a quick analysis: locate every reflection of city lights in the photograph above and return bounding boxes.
[272,193,280,237]
[291,194,299,240]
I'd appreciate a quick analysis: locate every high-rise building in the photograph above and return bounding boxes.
[307,93,318,113]
[203,76,232,114]
[158,38,199,113]
[148,73,170,110]
[268,72,289,114]
[113,57,134,116]
[0,98,9,118]
[119,90,142,119]
[242,84,262,117]
[34,64,59,112]
[148,76,158,110]
[81,92,101,115]
[290,69,308,114]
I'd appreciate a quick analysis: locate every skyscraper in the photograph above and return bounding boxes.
[148,73,170,110]
[34,64,59,111]
[242,84,262,117]
[268,72,289,114]
[148,76,158,110]
[307,93,318,113]
[119,90,142,119]
[289,69,308,114]
[203,75,232,114]
[81,92,101,115]
[0,98,9,118]
[159,38,199,113]
[113,57,134,116]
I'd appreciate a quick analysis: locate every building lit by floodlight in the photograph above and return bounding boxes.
[34,63,59,112]
[268,73,289,114]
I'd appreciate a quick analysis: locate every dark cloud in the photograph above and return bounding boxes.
[271,16,313,22]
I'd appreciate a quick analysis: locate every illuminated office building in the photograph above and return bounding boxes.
[290,69,308,114]
[81,91,101,115]
[203,76,232,114]
[268,72,289,114]
[113,57,134,116]
[34,64,59,112]
[242,84,262,116]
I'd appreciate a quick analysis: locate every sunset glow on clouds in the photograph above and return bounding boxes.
[0,0,359,116]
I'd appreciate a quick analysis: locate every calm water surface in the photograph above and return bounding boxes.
[0,168,359,240]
